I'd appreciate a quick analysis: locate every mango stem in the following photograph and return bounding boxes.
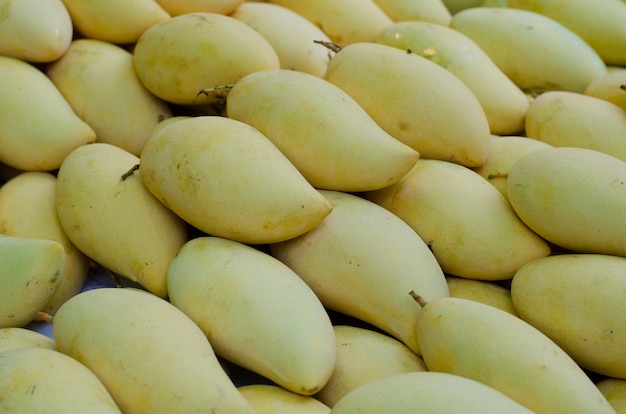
[409,291,428,308]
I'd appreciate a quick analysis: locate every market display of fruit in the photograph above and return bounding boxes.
[1,0,626,413]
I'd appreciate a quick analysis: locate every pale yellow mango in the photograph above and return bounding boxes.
[450,7,607,93]
[139,116,331,245]
[0,235,65,328]
[525,91,626,162]
[270,190,449,355]
[585,68,626,111]
[511,253,626,379]
[0,0,73,62]
[61,0,170,44]
[323,42,491,167]
[0,172,90,314]
[231,2,332,77]
[268,0,393,47]
[46,39,173,156]
[508,0,626,66]
[374,21,529,135]
[441,0,483,14]
[0,347,122,413]
[364,159,550,280]
[416,296,617,413]
[329,371,535,414]
[372,0,451,24]
[167,236,336,395]
[55,143,188,298]
[506,147,626,257]
[53,288,256,414]
[315,325,428,407]
[0,327,57,353]
[224,69,419,192]
[597,378,626,414]
[239,384,331,414]
[154,0,244,15]
[472,135,553,202]
[446,276,518,316]
[0,56,96,171]
[133,12,280,105]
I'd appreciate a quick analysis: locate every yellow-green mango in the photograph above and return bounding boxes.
[416,296,617,413]
[239,384,331,414]
[0,327,57,353]
[46,39,173,156]
[224,69,419,192]
[0,234,65,328]
[329,371,535,414]
[597,378,626,414]
[139,116,331,245]
[450,7,607,93]
[270,190,449,355]
[315,325,428,407]
[472,135,553,202]
[0,172,90,314]
[0,347,122,413]
[154,0,244,15]
[53,288,256,414]
[231,2,332,77]
[525,91,626,162]
[0,56,96,171]
[372,0,451,25]
[167,236,336,395]
[446,276,518,316]
[507,0,626,66]
[441,0,483,14]
[506,147,626,257]
[323,42,491,167]
[585,68,626,111]
[511,253,626,379]
[267,0,393,47]
[55,143,188,298]
[364,159,550,280]
[0,0,73,62]
[374,21,529,135]
[61,0,170,44]
[133,12,279,105]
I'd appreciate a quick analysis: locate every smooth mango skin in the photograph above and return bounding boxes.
[585,69,626,111]
[372,0,451,24]
[52,288,256,414]
[445,276,518,316]
[511,254,626,379]
[314,325,428,408]
[239,384,331,414]
[506,147,626,257]
[0,56,96,171]
[0,327,57,353]
[0,0,72,62]
[0,172,90,315]
[167,236,337,395]
[133,12,279,105]
[364,159,550,281]
[46,39,173,156]
[597,378,626,414]
[472,135,553,202]
[61,0,170,44]
[416,297,617,414]
[507,0,626,66]
[525,91,626,162]
[323,42,491,167]
[55,143,188,298]
[450,7,607,93]
[268,0,393,47]
[139,116,331,245]
[270,190,449,355]
[329,371,535,414]
[0,235,65,328]
[154,0,244,15]
[0,347,122,414]
[374,21,529,135]
[231,3,332,78]
[225,69,419,192]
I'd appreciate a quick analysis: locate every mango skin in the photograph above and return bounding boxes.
[446,276,518,316]
[597,378,626,414]
[584,69,626,111]
[239,384,331,414]
[511,253,626,379]
[506,147,626,257]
